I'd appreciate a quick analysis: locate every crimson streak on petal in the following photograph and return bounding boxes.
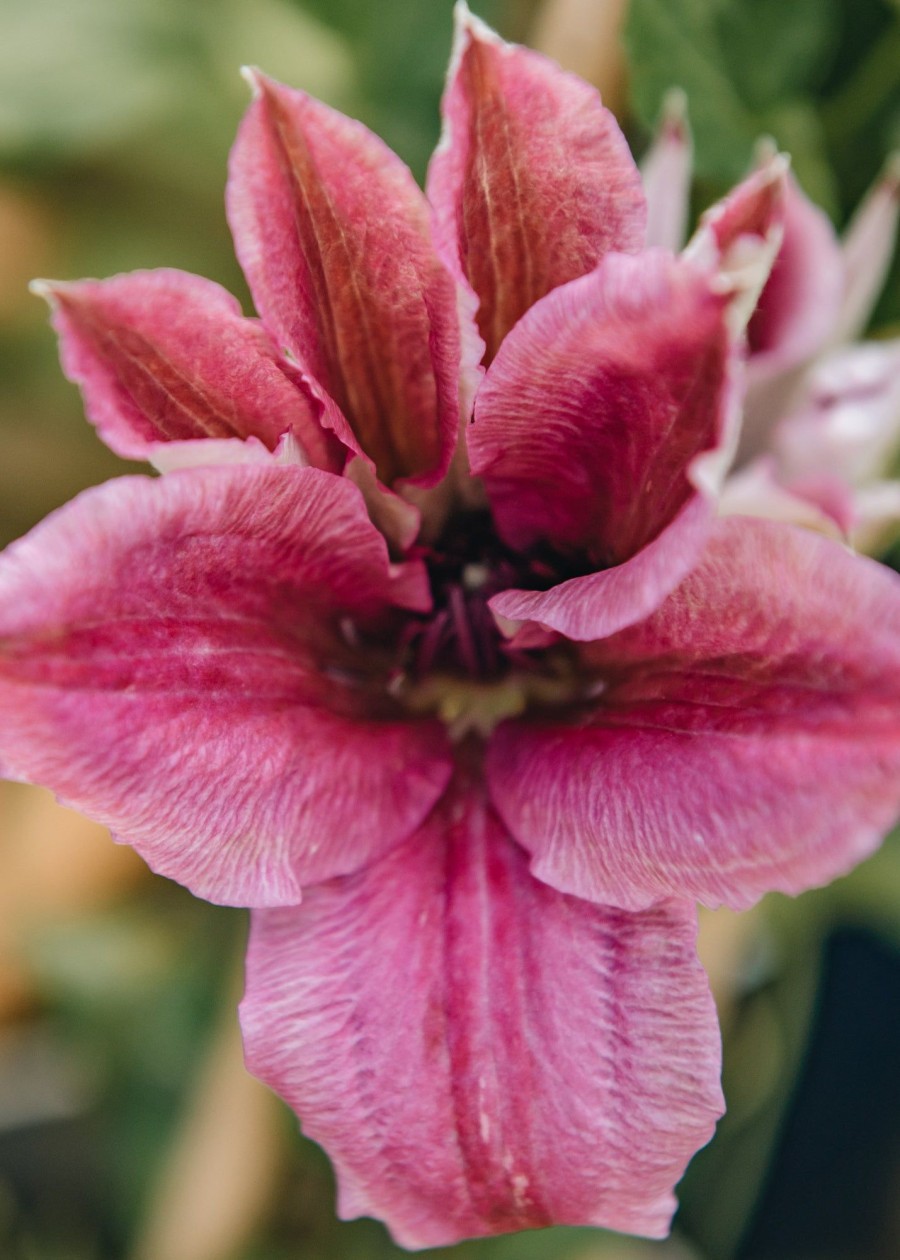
[428,4,646,366]
[228,73,461,487]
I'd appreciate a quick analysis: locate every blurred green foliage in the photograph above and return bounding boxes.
[626,0,900,324]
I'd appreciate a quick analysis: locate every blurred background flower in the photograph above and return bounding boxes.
[0,1,898,1257]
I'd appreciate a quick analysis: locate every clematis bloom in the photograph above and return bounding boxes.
[3,5,900,1248]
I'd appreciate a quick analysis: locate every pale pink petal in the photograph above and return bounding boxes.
[227,71,461,487]
[684,154,788,335]
[242,786,723,1248]
[834,152,900,344]
[775,339,900,486]
[149,429,309,475]
[33,271,340,472]
[0,467,450,907]
[489,517,900,911]
[746,173,844,374]
[427,3,646,365]
[343,456,423,553]
[470,251,734,638]
[641,90,692,252]
[719,457,847,538]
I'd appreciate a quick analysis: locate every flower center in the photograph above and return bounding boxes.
[386,509,589,738]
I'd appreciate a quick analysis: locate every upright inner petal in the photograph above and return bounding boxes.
[429,11,646,365]
[228,75,461,486]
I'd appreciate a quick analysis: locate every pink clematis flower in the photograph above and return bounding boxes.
[642,98,900,549]
[4,5,900,1248]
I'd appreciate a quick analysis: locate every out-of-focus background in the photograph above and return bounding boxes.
[1,1,899,1257]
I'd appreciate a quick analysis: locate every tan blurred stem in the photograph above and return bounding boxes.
[0,782,146,1019]
[529,0,631,115]
[131,958,284,1260]
[0,182,58,324]
[697,904,763,1031]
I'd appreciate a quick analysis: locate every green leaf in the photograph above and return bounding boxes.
[625,0,760,180]
[718,0,839,109]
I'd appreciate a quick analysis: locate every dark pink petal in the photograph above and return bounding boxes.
[685,155,788,334]
[242,785,722,1248]
[746,174,844,373]
[490,495,715,643]
[35,270,340,471]
[489,517,900,911]
[227,71,461,487]
[470,251,734,638]
[0,466,450,906]
[427,4,645,365]
[690,155,786,257]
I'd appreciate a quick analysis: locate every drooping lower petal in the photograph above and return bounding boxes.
[491,494,715,642]
[35,270,340,471]
[227,72,461,487]
[242,785,723,1249]
[0,466,451,906]
[427,3,646,366]
[489,517,900,911]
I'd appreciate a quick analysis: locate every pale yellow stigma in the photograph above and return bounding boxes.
[399,670,589,740]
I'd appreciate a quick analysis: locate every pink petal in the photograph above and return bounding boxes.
[641,90,693,252]
[491,494,716,643]
[0,466,451,906]
[488,517,900,911]
[242,785,722,1248]
[34,270,340,472]
[470,251,734,638]
[746,173,844,373]
[427,4,645,366]
[227,71,461,487]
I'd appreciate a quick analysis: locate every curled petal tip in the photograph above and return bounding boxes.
[661,87,689,135]
[29,278,62,303]
[753,135,779,166]
[240,64,265,96]
[761,149,791,182]
[453,0,498,44]
[882,150,900,197]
